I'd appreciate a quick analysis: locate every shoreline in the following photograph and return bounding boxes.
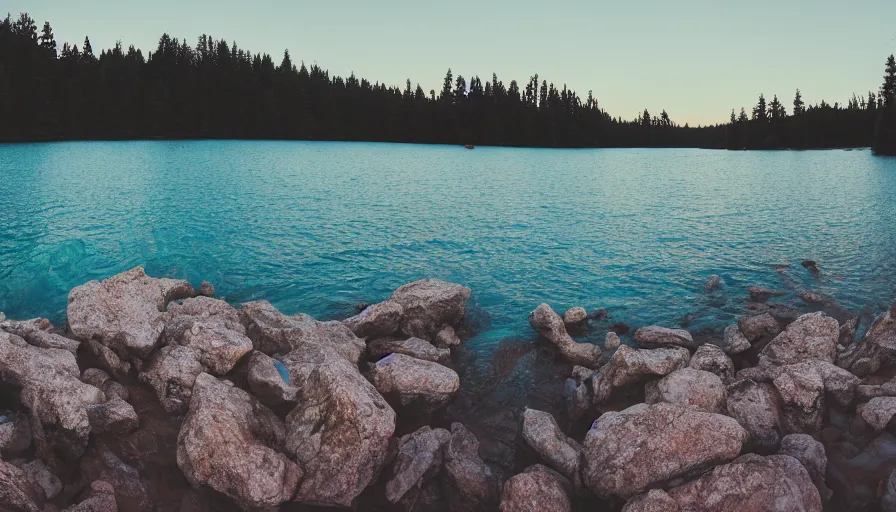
[0,267,894,511]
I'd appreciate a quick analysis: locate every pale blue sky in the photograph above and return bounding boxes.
[9,0,896,125]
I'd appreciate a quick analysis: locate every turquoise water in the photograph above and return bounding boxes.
[2,141,896,352]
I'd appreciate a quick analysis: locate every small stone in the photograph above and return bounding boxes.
[588,308,609,320]
[737,313,780,342]
[88,397,139,434]
[716,325,751,355]
[604,332,621,350]
[102,381,129,402]
[22,459,62,500]
[198,280,215,297]
[562,307,587,326]
[81,368,110,389]
[799,291,824,304]
[435,325,462,347]
[499,468,571,512]
[633,326,699,350]
[748,286,785,302]
[861,397,896,431]
[688,344,735,384]
[705,274,723,291]
[368,337,450,363]
[801,260,820,273]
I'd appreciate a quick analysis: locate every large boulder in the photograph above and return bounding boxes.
[0,317,80,354]
[368,337,451,364]
[385,426,451,507]
[0,458,45,512]
[529,303,601,367]
[283,355,395,506]
[0,331,105,462]
[664,454,822,512]
[737,313,780,342]
[441,423,500,512]
[67,267,194,358]
[591,345,690,405]
[369,353,459,412]
[582,402,747,499]
[177,373,302,510]
[343,300,404,340]
[87,397,139,435]
[520,409,582,486]
[162,297,252,375]
[779,434,832,503]
[247,351,298,407]
[138,345,203,415]
[716,325,750,355]
[645,368,727,413]
[562,307,587,326]
[725,379,782,450]
[688,344,735,384]
[838,307,896,376]
[499,468,570,512]
[389,279,471,340]
[860,396,896,431]
[239,300,365,363]
[621,489,680,511]
[759,312,839,367]
[633,326,699,350]
[772,362,826,434]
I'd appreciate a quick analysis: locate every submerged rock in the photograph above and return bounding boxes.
[368,337,451,363]
[67,267,194,358]
[725,379,782,450]
[737,313,780,342]
[562,307,587,326]
[521,408,582,486]
[748,285,785,302]
[645,368,727,413]
[688,344,735,384]
[529,303,601,367]
[385,426,451,506]
[441,423,500,512]
[633,325,699,350]
[343,300,404,340]
[591,345,690,405]
[581,402,747,499]
[177,373,302,510]
[705,274,723,291]
[499,468,571,512]
[369,353,459,412]
[389,279,471,340]
[800,291,824,304]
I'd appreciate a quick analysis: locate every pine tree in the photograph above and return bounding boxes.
[792,89,805,116]
[278,49,292,73]
[730,110,736,124]
[641,109,651,127]
[882,55,896,108]
[752,94,768,121]
[738,108,749,123]
[82,36,95,62]
[440,69,453,102]
[38,21,56,56]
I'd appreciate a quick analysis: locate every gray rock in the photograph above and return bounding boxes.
[81,368,110,389]
[198,280,215,297]
[0,412,32,456]
[529,303,602,367]
[665,454,821,512]
[138,345,203,415]
[369,353,459,412]
[861,396,896,431]
[521,409,582,485]
[604,332,621,350]
[645,368,727,414]
[779,433,832,504]
[22,459,62,500]
[386,426,451,505]
[368,337,451,363]
[591,345,691,405]
[759,312,839,367]
[389,279,471,340]
[725,379,782,450]
[582,402,747,499]
[564,377,591,421]
[435,325,462,348]
[62,480,117,512]
[67,267,194,358]
[87,397,139,434]
[343,300,404,339]
[633,325,699,350]
[562,307,587,326]
[705,274,723,291]
[0,458,45,512]
[839,317,859,347]
[499,468,571,512]
[737,313,780,342]
[0,331,105,462]
[247,351,297,406]
[718,324,751,354]
[441,423,500,512]
[177,373,302,510]
[688,344,735,384]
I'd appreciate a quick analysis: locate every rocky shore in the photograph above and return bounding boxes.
[1,267,895,511]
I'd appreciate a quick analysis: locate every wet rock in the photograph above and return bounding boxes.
[284,354,395,506]
[343,300,404,339]
[716,325,751,355]
[368,337,451,363]
[759,312,839,367]
[247,351,297,407]
[435,325,462,348]
[802,260,820,273]
[688,344,735,384]
[645,368,727,413]
[81,368,110,389]
[529,303,601,367]
[737,313,780,342]
[748,285,785,302]
[838,308,896,377]
[604,332,621,350]
[177,373,302,510]
[83,340,132,378]
[589,308,609,321]
[499,468,571,512]
[773,362,826,434]
[386,426,451,506]
[839,317,859,347]
[198,280,215,297]
[562,307,587,326]
[138,345,203,415]
[441,423,500,512]
[800,291,824,304]
[521,408,582,485]
[21,459,61,500]
[0,412,32,456]
[62,480,117,512]
[633,325,698,350]
[725,379,782,450]
[0,317,80,354]
[705,274,723,291]
[582,402,747,499]
[665,454,821,512]
[239,300,365,363]
[861,396,896,431]
[0,331,105,462]
[67,267,194,358]
[102,381,129,402]
[389,279,471,340]
[0,458,45,512]
[369,353,459,412]
[591,345,690,405]
[779,433,832,503]
[622,489,679,511]
[87,397,139,435]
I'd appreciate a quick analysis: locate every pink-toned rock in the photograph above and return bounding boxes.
[529,303,601,367]
[779,434,832,503]
[725,379,782,450]
[499,468,571,512]
[343,300,404,339]
[861,397,896,431]
[0,458,45,512]
[759,312,839,367]
[441,422,500,512]
[634,325,699,350]
[62,480,118,512]
[385,426,450,506]
[838,308,896,376]
[389,279,471,340]
[562,307,588,326]
[645,368,727,413]
[688,344,735,384]
[591,345,690,405]
[622,490,680,512]
[369,353,459,412]
[138,345,203,414]
[737,313,780,342]
[521,408,582,486]
[773,362,826,434]
[0,317,80,354]
[368,337,450,363]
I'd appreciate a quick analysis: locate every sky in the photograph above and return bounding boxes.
[8,0,896,126]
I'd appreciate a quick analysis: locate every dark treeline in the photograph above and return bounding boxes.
[1,12,894,152]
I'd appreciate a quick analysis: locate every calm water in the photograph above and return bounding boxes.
[2,141,896,353]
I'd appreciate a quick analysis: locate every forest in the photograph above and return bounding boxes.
[1,12,894,152]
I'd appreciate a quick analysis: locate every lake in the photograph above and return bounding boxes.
[2,141,896,354]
